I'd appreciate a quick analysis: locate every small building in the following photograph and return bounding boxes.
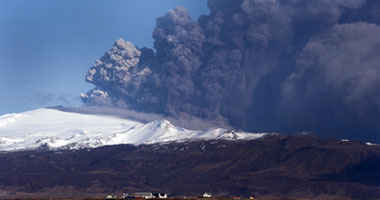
[134,192,154,199]
[152,193,168,199]
[203,193,212,198]
[121,193,135,199]
[105,195,118,199]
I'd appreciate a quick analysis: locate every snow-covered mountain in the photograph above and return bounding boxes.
[0,108,266,151]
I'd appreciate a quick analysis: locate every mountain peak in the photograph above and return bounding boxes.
[0,107,266,151]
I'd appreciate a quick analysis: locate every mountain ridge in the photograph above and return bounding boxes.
[0,107,265,151]
[0,135,379,199]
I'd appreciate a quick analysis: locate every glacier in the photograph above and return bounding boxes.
[0,108,267,151]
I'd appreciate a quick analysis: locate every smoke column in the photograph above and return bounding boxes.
[82,0,380,142]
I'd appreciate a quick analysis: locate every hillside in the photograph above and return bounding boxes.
[0,135,379,199]
[0,107,264,151]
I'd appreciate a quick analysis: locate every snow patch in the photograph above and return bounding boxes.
[0,108,267,151]
[0,113,24,127]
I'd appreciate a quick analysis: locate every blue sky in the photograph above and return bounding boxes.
[0,0,209,115]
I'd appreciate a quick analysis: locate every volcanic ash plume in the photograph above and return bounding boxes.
[82,1,380,142]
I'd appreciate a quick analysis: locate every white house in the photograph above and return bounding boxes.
[203,193,212,198]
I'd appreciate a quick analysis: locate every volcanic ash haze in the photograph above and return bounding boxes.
[81,0,380,143]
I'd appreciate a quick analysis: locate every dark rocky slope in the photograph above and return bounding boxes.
[0,135,379,199]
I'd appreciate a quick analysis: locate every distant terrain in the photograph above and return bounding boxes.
[0,135,379,199]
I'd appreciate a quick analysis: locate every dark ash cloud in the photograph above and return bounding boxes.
[279,22,380,141]
[82,1,380,142]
